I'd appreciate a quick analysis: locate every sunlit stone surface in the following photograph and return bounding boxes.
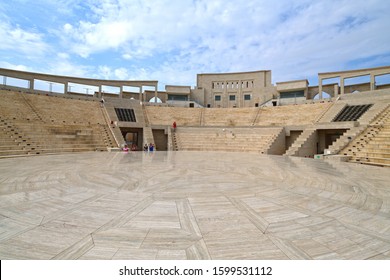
[0,151,389,260]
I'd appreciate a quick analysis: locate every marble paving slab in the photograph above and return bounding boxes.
[0,151,389,259]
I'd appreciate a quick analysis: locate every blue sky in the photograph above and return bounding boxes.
[1,0,390,91]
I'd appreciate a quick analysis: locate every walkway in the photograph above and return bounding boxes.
[0,151,389,259]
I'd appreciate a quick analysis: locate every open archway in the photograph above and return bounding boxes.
[149,97,162,103]
[313,91,331,100]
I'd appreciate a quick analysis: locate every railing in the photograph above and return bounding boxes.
[100,104,120,148]
[251,98,273,126]
[313,99,337,123]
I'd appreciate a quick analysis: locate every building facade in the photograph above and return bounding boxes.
[192,70,275,108]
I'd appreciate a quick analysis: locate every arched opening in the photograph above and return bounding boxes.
[149,97,162,103]
[313,91,331,100]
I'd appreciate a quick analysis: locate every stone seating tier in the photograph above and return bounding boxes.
[341,106,390,167]
[0,90,115,156]
[173,127,280,153]
[146,103,329,127]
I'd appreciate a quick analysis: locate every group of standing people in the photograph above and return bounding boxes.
[122,143,138,152]
[123,143,155,152]
[122,121,179,153]
[144,143,155,152]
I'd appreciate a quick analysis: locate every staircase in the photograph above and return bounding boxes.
[19,92,45,122]
[100,106,122,147]
[141,104,155,147]
[324,125,367,155]
[0,117,29,157]
[341,106,390,167]
[285,127,317,157]
[357,103,389,125]
[316,102,345,123]
[325,103,389,155]
[172,130,179,151]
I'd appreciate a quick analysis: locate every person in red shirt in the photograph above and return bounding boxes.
[173,121,177,132]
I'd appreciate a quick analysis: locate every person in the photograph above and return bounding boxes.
[122,144,129,152]
[149,143,154,152]
[143,143,148,152]
[131,143,137,151]
[100,97,105,107]
[172,121,177,132]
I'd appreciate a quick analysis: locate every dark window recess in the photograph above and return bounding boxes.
[332,104,372,122]
[115,108,137,122]
[279,90,305,99]
[168,94,188,101]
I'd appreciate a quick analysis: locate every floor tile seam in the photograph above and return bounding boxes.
[95,196,155,233]
[226,196,269,234]
[40,193,107,225]
[281,186,387,215]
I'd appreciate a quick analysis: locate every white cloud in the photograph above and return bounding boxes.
[114,68,129,80]
[1,0,390,89]
[57,0,389,84]
[0,61,31,72]
[0,21,48,57]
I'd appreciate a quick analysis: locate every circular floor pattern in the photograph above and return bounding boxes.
[0,151,389,260]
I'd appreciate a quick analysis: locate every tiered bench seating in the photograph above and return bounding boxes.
[342,106,390,167]
[0,90,115,156]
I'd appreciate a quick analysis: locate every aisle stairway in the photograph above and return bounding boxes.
[341,106,390,167]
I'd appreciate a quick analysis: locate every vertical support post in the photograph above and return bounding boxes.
[139,86,142,102]
[223,80,227,107]
[30,79,34,91]
[334,84,338,97]
[64,82,69,95]
[340,77,344,95]
[154,84,158,103]
[98,85,102,98]
[370,74,375,91]
[318,78,323,99]
[119,86,123,98]
[239,80,242,108]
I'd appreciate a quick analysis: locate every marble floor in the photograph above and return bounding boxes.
[0,151,389,260]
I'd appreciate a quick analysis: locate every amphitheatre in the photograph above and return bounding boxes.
[0,66,389,260]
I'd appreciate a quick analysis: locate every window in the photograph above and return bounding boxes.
[168,94,188,101]
[115,108,136,122]
[244,94,251,100]
[279,91,305,99]
[215,95,221,101]
[229,95,235,101]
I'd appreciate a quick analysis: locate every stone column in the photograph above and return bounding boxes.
[334,84,338,97]
[119,86,123,98]
[139,86,142,101]
[238,82,241,108]
[340,77,344,95]
[318,78,323,99]
[98,85,102,98]
[64,82,68,95]
[223,81,227,107]
[29,79,34,91]
[370,74,375,91]
[154,85,158,103]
